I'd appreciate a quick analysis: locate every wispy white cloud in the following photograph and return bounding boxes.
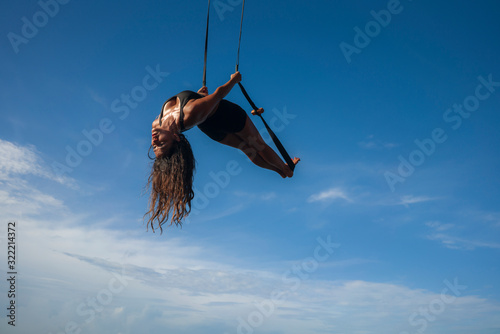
[1,139,500,334]
[188,202,245,224]
[358,135,398,150]
[14,220,500,334]
[0,178,68,219]
[233,190,277,201]
[0,139,76,188]
[479,211,500,227]
[0,140,79,220]
[88,87,108,108]
[425,221,455,232]
[190,190,275,223]
[425,221,500,250]
[261,192,277,201]
[427,233,500,250]
[399,195,438,207]
[308,187,352,203]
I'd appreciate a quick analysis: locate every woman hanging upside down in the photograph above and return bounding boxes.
[146,71,300,231]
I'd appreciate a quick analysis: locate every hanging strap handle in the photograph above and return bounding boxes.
[203,0,211,87]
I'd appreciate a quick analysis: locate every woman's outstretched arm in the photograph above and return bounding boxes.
[183,72,241,128]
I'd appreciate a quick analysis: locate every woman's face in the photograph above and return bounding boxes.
[151,122,179,157]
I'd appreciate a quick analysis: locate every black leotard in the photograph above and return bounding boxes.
[161,90,247,142]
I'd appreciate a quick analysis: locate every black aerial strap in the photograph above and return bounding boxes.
[235,0,245,72]
[235,0,296,171]
[203,0,211,87]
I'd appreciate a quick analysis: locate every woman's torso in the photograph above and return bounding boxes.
[158,91,204,132]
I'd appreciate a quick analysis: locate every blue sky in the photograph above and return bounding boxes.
[1,0,500,333]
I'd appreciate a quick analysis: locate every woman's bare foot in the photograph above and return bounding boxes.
[282,157,300,178]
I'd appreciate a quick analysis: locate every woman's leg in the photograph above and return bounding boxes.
[219,133,287,177]
[234,116,298,178]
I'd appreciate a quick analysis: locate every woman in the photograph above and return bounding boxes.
[146,71,299,232]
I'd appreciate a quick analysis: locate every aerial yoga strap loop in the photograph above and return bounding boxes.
[203,0,295,171]
[234,0,296,171]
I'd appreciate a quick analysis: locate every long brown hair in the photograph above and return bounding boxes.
[145,134,195,232]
